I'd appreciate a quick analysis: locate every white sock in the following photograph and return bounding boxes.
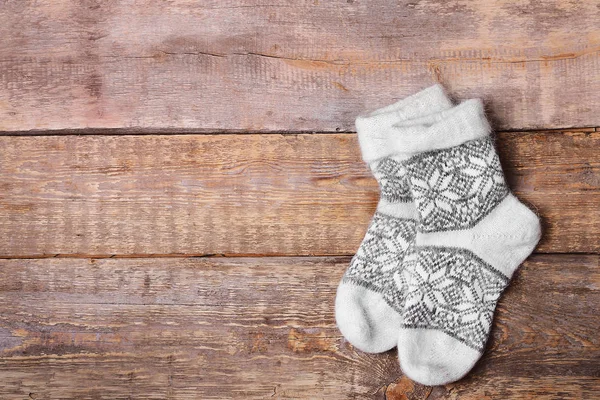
[384,99,541,384]
[335,84,454,353]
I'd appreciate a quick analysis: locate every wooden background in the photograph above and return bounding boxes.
[1,1,599,399]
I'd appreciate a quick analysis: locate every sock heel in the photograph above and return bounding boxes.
[469,194,542,277]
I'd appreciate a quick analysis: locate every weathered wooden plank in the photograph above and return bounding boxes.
[0,255,598,399]
[1,131,598,257]
[0,1,598,132]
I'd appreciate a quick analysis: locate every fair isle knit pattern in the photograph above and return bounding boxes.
[336,85,458,354]
[400,246,510,351]
[393,101,542,386]
[341,156,416,311]
[404,137,509,232]
[342,212,416,312]
[399,136,513,351]
[373,158,412,203]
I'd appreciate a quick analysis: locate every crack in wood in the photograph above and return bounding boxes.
[90,47,600,65]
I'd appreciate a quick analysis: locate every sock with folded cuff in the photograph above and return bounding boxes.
[335,84,454,353]
[386,99,542,385]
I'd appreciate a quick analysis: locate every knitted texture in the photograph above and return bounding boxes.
[335,84,454,353]
[394,100,541,386]
[400,246,509,352]
[341,206,415,313]
[374,158,413,203]
[336,156,417,351]
[336,88,540,385]
[405,137,509,232]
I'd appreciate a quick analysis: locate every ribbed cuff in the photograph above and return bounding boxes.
[357,98,492,163]
[356,84,453,161]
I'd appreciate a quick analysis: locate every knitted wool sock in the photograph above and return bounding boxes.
[388,99,541,385]
[335,84,454,353]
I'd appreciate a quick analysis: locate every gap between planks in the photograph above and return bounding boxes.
[0,251,599,260]
[0,126,597,136]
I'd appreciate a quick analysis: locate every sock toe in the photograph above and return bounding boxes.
[335,282,402,353]
[397,329,481,386]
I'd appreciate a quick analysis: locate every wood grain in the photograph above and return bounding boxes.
[1,2,598,398]
[1,130,598,257]
[0,1,599,133]
[0,255,597,399]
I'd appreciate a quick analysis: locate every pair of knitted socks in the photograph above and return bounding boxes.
[335,84,541,386]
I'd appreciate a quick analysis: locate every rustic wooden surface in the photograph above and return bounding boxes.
[1,129,599,257]
[0,1,599,133]
[0,255,598,399]
[1,0,600,398]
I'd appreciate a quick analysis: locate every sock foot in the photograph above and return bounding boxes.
[397,329,480,386]
[335,282,403,353]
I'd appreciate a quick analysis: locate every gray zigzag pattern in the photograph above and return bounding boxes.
[400,246,509,352]
[342,212,416,311]
[404,137,509,232]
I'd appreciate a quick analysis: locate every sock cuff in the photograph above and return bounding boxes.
[358,98,492,163]
[356,84,453,163]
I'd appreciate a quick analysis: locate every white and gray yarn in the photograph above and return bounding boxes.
[335,84,455,354]
[391,99,541,386]
[337,90,541,386]
[400,246,509,352]
[405,137,509,232]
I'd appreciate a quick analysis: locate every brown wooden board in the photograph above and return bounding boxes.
[1,130,598,257]
[0,1,599,133]
[0,255,598,399]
